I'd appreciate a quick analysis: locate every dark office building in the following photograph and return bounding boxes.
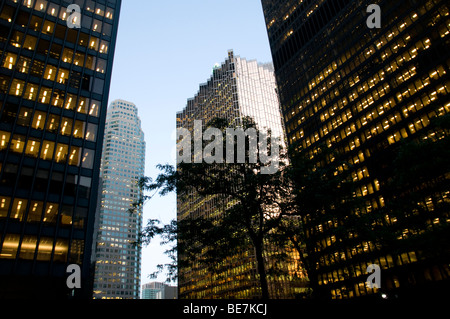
[262,0,449,299]
[0,0,121,299]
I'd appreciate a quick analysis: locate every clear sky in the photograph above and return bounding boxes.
[107,0,273,287]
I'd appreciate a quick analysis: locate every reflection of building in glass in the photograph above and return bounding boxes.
[92,100,145,299]
[262,0,450,299]
[142,282,178,299]
[0,0,121,299]
[176,50,307,299]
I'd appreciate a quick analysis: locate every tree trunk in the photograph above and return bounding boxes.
[254,241,269,299]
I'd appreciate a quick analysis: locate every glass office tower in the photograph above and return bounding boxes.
[261,0,450,299]
[0,0,121,298]
[176,50,307,299]
[92,99,145,299]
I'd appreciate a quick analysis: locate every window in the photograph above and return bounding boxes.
[39,87,51,104]
[92,78,104,94]
[65,94,76,110]
[74,121,85,138]
[60,118,73,136]
[99,40,109,54]
[0,234,20,259]
[44,65,57,81]
[61,205,73,226]
[10,134,25,153]
[40,140,55,161]
[74,207,87,228]
[89,36,99,51]
[78,32,89,47]
[96,58,106,73]
[55,144,69,163]
[74,51,85,67]
[46,114,60,133]
[82,148,95,169]
[0,5,16,23]
[25,138,40,157]
[42,20,55,35]
[47,2,59,16]
[85,123,97,141]
[2,53,17,69]
[11,198,27,221]
[89,100,100,117]
[0,197,12,218]
[10,79,25,97]
[77,97,89,114]
[68,146,81,166]
[43,202,58,224]
[24,83,38,100]
[92,19,102,33]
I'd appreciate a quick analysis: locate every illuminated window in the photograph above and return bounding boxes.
[27,201,44,222]
[2,53,17,69]
[89,36,99,51]
[99,40,109,54]
[25,138,40,158]
[65,94,76,110]
[68,146,81,166]
[11,198,27,221]
[55,144,69,163]
[43,202,59,224]
[10,134,25,153]
[73,121,85,139]
[0,196,11,218]
[89,100,100,117]
[0,131,11,150]
[44,65,57,81]
[57,68,69,84]
[40,140,55,161]
[0,234,19,259]
[32,111,46,130]
[59,118,73,136]
[39,87,51,104]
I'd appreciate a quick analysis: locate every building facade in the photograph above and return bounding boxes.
[141,282,177,299]
[92,99,145,299]
[176,50,306,299]
[0,0,121,298]
[261,0,450,299]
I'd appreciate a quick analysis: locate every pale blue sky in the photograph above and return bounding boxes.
[107,0,273,286]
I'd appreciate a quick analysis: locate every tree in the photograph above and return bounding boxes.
[136,117,302,299]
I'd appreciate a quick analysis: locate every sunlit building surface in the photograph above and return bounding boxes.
[176,50,307,299]
[92,99,145,299]
[0,0,121,298]
[262,0,450,299]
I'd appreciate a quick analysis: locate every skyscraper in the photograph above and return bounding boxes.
[141,282,177,300]
[176,50,306,299]
[92,99,145,299]
[0,0,121,299]
[261,0,450,299]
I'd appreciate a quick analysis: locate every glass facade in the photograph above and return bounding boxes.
[176,50,306,299]
[92,99,145,299]
[262,0,450,299]
[0,0,121,298]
